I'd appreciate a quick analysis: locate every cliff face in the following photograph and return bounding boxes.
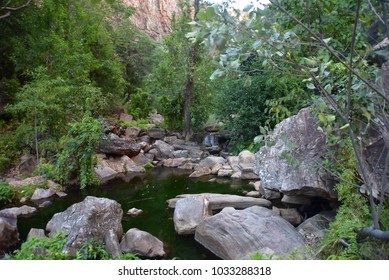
[123,0,186,40]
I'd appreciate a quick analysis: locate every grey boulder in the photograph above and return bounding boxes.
[195,206,306,260]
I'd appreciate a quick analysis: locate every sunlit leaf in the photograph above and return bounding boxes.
[307,83,315,89]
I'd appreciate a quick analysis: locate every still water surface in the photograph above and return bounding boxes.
[15,167,252,259]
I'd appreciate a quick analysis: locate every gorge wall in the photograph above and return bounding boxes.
[123,0,188,40]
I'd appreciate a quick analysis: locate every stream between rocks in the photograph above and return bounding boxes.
[10,167,252,260]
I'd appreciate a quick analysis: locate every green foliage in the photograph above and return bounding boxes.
[145,1,217,132]
[8,231,69,260]
[0,182,16,203]
[126,88,153,120]
[56,115,102,189]
[214,64,309,147]
[76,239,111,260]
[120,118,153,130]
[120,253,141,260]
[249,250,282,260]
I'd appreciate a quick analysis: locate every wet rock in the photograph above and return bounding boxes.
[195,206,306,260]
[46,196,123,257]
[120,228,165,258]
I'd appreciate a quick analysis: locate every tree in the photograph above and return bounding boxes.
[0,0,31,20]
[189,0,389,255]
[183,0,200,140]
[145,1,217,132]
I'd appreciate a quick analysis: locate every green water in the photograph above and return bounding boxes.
[14,167,252,260]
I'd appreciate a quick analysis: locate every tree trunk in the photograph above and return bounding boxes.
[183,0,200,141]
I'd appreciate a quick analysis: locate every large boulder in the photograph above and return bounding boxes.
[46,196,123,256]
[97,138,141,157]
[167,193,272,210]
[120,228,166,258]
[255,108,337,200]
[194,206,306,260]
[173,196,212,235]
[0,212,19,254]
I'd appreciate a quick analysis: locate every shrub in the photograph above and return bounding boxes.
[0,183,16,203]
[8,231,69,260]
[56,115,102,189]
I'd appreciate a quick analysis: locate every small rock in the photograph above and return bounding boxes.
[217,169,233,177]
[119,112,133,123]
[125,127,141,139]
[47,180,61,191]
[189,167,212,178]
[127,208,143,217]
[246,191,260,198]
[211,163,223,175]
[27,228,46,240]
[31,188,56,201]
[38,201,52,208]
[231,172,242,179]
[56,191,68,198]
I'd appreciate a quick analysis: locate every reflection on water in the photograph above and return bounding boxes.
[13,167,251,260]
